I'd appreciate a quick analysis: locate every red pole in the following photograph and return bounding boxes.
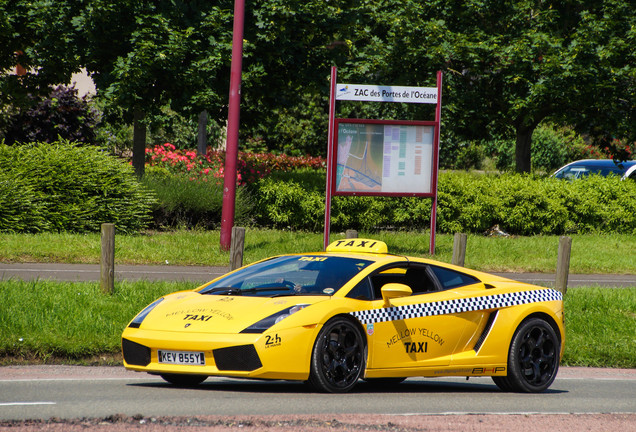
[323,67,337,250]
[220,0,246,251]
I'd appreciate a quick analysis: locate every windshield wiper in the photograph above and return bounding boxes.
[201,286,291,295]
[201,287,242,295]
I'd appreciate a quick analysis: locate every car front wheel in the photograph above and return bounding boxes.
[309,317,366,393]
[493,317,560,393]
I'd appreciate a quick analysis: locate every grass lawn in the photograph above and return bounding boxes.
[1,230,635,274]
[0,280,634,368]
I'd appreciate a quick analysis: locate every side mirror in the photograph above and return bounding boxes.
[381,283,412,304]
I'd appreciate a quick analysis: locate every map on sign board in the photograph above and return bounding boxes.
[335,122,434,195]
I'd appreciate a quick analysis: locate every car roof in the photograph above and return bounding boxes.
[564,159,636,169]
[552,159,636,179]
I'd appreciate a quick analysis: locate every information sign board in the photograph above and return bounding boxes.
[335,84,438,104]
[334,119,436,196]
[323,68,443,253]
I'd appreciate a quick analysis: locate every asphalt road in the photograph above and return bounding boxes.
[0,366,634,421]
[1,262,635,287]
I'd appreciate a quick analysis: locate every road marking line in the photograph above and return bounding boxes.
[0,377,158,382]
[0,402,56,407]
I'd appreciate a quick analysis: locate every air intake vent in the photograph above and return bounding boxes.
[213,345,262,371]
[473,311,498,353]
[122,338,151,366]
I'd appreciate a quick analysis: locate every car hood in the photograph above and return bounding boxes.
[138,291,328,334]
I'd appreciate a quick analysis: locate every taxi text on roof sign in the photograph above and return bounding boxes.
[326,239,388,254]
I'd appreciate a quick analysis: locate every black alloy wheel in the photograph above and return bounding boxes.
[309,317,366,393]
[493,317,560,393]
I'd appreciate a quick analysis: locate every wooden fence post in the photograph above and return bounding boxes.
[345,229,358,239]
[229,227,246,271]
[555,236,572,295]
[452,233,467,267]
[100,223,115,294]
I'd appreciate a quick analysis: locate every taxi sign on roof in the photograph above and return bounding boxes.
[326,239,388,254]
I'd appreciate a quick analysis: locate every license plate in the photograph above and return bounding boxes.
[158,350,205,366]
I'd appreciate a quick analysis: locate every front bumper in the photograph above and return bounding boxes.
[121,325,318,381]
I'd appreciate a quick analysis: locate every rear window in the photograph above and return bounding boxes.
[429,265,479,290]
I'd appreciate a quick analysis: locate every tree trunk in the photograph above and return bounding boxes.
[132,108,146,178]
[514,123,537,173]
[197,110,208,157]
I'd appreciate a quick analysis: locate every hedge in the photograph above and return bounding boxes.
[0,141,156,233]
[141,168,254,229]
[253,171,636,235]
[2,141,634,236]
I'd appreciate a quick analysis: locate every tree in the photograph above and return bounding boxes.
[72,0,236,176]
[0,0,84,131]
[3,0,632,171]
[357,0,635,172]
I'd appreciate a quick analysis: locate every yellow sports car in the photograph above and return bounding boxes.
[122,239,564,393]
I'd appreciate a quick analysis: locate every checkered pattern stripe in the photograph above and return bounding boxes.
[350,289,562,325]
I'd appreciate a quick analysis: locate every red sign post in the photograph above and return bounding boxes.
[324,68,443,254]
[220,0,246,251]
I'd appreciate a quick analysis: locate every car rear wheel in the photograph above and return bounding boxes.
[160,373,207,386]
[493,317,560,393]
[309,317,366,393]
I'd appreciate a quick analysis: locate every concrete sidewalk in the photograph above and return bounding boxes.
[1,262,634,287]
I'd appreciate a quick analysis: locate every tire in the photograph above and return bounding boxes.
[493,317,560,393]
[309,317,366,393]
[160,373,207,386]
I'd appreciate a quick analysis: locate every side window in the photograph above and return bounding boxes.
[346,278,373,300]
[429,265,480,290]
[367,265,438,298]
[369,267,407,299]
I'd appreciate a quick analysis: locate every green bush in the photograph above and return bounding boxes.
[3,86,99,146]
[0,141,155,233]
[0,173,49,232]
[142,170,254,229]
[254,178,324,230]
[253,170,636,235]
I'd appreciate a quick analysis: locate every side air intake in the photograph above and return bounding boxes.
[213,345,262,371]
[122,338,151,366]
[473,311,498,353]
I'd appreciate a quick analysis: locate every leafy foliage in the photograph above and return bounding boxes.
[253,170,636,235]
[0,141,155,233]
[483,123,594,173]
[141,170,253,230]
[3,85,99,145]
[1,0,634,170]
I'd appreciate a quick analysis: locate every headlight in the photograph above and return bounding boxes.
[127,298,164,328]
[240,304,309,334]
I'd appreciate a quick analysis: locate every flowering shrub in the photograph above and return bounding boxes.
[588,138,634,161]
[145,143,326,185]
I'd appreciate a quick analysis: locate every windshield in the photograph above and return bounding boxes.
[198,255,372,297]
[554,164,624,179]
